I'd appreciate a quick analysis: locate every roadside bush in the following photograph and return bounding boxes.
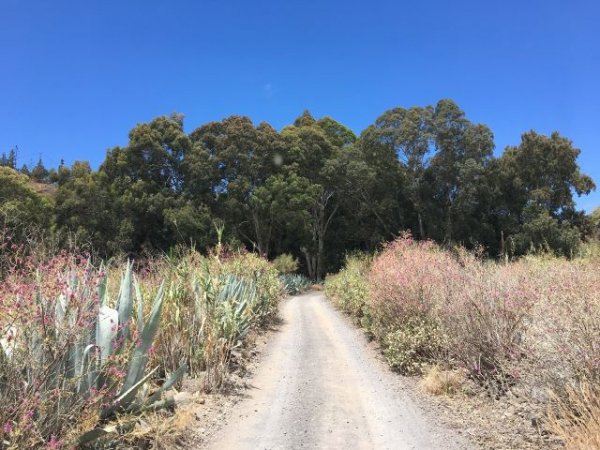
[324,255,372,329]
[272,253,299,274]
[155,248,282,387]
[0,256,184,448]
[440,258,538,385]
[327,233,600,445]
[366,237,456,373]
[368,237,458,339]
[527,258,600,394]
[383,317,443,375]
[220,251,283,323]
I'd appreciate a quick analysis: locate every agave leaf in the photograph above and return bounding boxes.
[117,261,134,342]
[55,294,67,327]
[101,366,158,419]
[97,305,118,362]
[79,344,100,394]
[141,396,176,412]
[66,341,82,379]
[134,276,144,331]
[235,298,248,316]
[122,283,164,393]
[97,265,109,306]
[142,363,188,409]
[77,424,117,446]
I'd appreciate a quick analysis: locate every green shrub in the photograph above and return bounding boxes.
[272,253,299,274]
[325,255,372,329]
[383,317,443,375]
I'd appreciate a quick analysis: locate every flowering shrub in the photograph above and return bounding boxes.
[326,234,600,445]
[440,259,538,384]
[527,258,600,392]
[0,255,112,448]
[368,237,458,336]
[366,237,458,373]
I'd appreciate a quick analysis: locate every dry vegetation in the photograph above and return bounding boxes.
[325,235,600,448]
[0,242,283,449]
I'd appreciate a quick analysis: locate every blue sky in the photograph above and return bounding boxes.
[1,0,598,210]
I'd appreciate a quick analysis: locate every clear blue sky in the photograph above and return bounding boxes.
[1,0,598,210]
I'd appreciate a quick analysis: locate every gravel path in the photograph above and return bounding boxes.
[206,291,471,450]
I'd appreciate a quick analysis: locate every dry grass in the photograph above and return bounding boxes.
[137,409,197,449]
[421,366,464,396]
[547,382,600,450]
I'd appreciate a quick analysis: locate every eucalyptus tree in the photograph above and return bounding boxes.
[493,130,595,255]
[280,111,358,280]
[54,161,119,255]
[99,114,193,253]
[187,115,286,255]
[429,99,495,245]
[360,106,433,239]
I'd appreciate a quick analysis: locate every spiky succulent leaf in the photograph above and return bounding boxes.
[117,261,134,342]
[122,283,164,393]
[101,366,158,419]
[134,275,144,331]
[143,363,188,408]
[97,305,118,362]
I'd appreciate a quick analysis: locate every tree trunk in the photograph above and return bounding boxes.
[301,247,316,280]
[417,212,425,240]
[316,237,324,281]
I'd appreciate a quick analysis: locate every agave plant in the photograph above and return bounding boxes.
[280,273,312,295]
[216,274,258,345]
[187,273,260,389]
[0,261,187,446]
[75,262,187,445]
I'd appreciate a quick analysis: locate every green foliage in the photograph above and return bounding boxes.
[588,208,600,241]
[0,166,51,229]
[272,253,299,274]
[2,99,596,272]
[280,273,312,295]
[383,318,442,375]
[513,205,582,256]
[324,255,372,329]
[155,248,282,386]
[0,167,53,275]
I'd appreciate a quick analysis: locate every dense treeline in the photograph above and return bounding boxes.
[0,99,596,278]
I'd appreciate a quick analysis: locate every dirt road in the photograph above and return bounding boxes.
[207,291,470,450]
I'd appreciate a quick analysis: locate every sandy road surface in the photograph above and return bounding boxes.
[207,291,470,450]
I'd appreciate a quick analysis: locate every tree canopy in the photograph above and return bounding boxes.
[3,100,596,276]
